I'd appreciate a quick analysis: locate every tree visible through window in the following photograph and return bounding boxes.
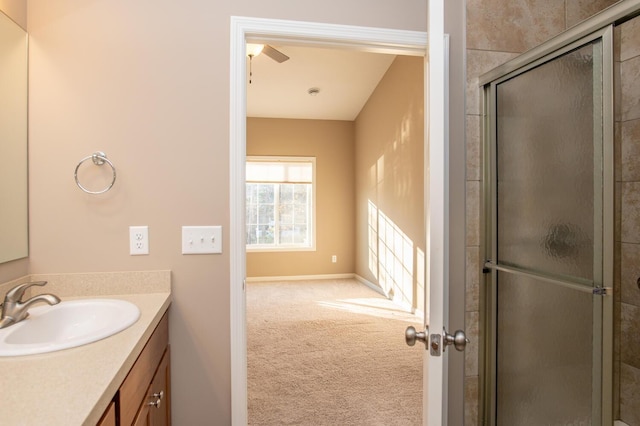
[246,157,315,251]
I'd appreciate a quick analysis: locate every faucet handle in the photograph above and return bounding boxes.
[4,281,48,303]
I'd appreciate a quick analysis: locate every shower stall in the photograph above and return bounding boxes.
[479,2,640,424]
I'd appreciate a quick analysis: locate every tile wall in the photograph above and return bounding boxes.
[617,13,640,425]
[464,0,621,424]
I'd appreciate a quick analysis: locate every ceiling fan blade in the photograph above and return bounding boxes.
[263,45,290,63]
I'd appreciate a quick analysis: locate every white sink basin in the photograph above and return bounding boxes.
[0,299,140,356]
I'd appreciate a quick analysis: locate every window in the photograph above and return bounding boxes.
[246,157,315,251]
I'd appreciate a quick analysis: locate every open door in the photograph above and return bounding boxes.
[405,1,469,424]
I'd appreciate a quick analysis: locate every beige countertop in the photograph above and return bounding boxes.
[0,271,171,425]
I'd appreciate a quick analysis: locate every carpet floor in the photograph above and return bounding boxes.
[247,279,423,425]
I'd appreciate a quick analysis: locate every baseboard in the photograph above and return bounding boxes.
[246,273,355,283]
[615,421,630,426]
[353,274,387,297]
[354,275,420,316]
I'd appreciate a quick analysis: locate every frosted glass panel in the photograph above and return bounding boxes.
[496,272,593,425]
[496,44,596,281]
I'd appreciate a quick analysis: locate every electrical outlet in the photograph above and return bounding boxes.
[332,255,337,263]
[129,226,149,255]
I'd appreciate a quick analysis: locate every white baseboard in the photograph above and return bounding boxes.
[246,273,355,283]
[354,274,387,297]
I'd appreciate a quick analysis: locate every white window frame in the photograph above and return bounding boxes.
[246,156,316,252]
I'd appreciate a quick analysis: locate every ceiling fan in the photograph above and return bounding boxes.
[247,43,289,84]
[247,43,290,63]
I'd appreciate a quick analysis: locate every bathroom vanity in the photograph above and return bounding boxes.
[0,284,171,426]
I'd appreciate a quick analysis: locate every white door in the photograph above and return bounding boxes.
[405,1,469,425]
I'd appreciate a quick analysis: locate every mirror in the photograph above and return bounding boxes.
[0,11,27,263]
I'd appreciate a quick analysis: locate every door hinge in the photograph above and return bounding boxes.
[592,287,609,296]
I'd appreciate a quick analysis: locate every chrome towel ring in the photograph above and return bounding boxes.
[74,151,116,195]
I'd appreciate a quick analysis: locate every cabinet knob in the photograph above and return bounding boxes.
[148,390,164,408]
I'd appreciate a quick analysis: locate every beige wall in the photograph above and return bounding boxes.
[0,0,25,29]
[23,1,427,424]
[246,118,355,278]
[466,0,620,424]
[354,55,424,312]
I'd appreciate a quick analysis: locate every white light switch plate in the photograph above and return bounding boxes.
[182,226,222,254]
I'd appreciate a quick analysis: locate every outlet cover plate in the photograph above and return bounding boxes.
[182,226,222,254]
[129,226,149,255]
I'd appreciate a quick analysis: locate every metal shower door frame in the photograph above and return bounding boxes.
[480,26,614,425]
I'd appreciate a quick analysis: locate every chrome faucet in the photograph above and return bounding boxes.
[0,281,60,329]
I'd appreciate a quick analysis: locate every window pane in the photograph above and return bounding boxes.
[246,225,257,244]
[246,205,257,224]
[279,204,294,224]
[258,205,274,226]
[294,225,307,244]
[257,184,274,204]
[257,224,274,244]
[279,224,293,244]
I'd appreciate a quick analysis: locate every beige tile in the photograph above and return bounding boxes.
[621,303,640,370]
[620,362,640,425]
[565,0,619,28]
[615,24,622,63]
[620,14,640,62]
[467,114,482,182]
[466,49,519,115]
[622,183,640,244]
[615,120,621,183]
[466,246,481,312]
[466,180,481,247]
[620,56,640,121]
[614,355,621,419]
[621,182,640,243]
[467,0,565,52]
[621,243,640,306]
[615,59,622,123]
[464,375,480,426]
[465,311,480,377]
[622,119,640,181]
[616,181,622,243]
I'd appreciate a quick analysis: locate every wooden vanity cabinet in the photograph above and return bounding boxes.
[133,349,171,426]
[98,312,170,426]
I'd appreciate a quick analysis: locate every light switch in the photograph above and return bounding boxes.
[182,226,222,254]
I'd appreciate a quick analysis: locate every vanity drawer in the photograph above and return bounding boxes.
[119,313,169,426]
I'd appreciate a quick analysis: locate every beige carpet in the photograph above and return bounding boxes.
[247,279,423,425]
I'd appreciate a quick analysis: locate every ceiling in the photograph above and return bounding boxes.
[246,44,396,121]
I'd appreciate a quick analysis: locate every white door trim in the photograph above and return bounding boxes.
[230,16,428,425]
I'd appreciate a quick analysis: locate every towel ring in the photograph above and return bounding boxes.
[74,151,116,195]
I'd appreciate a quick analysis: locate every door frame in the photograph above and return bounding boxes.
[229,15,444,425]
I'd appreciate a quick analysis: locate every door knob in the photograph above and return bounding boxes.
[443,329,469,352]
[405,325,428,348]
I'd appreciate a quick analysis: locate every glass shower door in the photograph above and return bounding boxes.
[483,28,613,425]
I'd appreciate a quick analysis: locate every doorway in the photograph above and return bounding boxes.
[481,27,614,424]
[229,16,432,425]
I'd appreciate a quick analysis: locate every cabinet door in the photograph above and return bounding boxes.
[133,349,171,426]
[97,401,117,426]
[133,384,153,426]
[150,349,171,426]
